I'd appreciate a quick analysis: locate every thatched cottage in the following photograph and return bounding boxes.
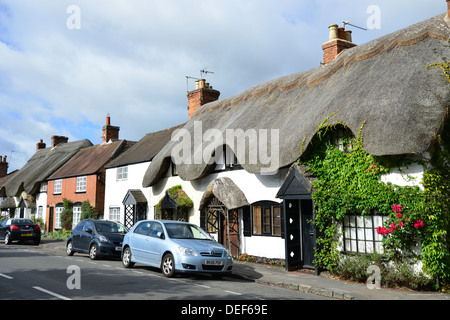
[142,11,450,271]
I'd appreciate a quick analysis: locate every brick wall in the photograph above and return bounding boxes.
[187,86,220,119]
[46,174,104,232]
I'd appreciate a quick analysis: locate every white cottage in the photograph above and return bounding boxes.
[103,126,182,229]
[142,12,450,272]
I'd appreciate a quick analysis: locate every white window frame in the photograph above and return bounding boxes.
[109,207,120,222]
[76,176,87,192]
[116,166,128,181]
[73,206,81,228]
[54,179,62,194]
[55,206,63,229]
[37,206,44,219]
[39,182,47,193]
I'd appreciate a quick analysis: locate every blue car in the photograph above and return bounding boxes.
[66,219,128,260]
[121,220,233,278]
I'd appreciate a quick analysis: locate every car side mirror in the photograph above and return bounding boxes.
[85,228,93,234]
[158,232,165,239]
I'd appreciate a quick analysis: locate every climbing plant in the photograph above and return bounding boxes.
[155,185,193,221]
[299,119,450,288]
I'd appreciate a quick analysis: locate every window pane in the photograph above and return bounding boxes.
[76,176,86,192]
[206,210,218,233]
[263,208,271,234]
[252,206,261,235]
[272,206,281,236]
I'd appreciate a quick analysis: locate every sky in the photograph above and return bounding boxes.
[0,0,446,172]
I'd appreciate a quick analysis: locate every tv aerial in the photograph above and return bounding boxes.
[342,21,367,31]
[186,69,215,93]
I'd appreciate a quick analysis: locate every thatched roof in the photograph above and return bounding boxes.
[199,177,249,211]
[106,124,184,169]
[0,197,16,209]
[48,140,128,180]
[0,139,93,197]
[143,13,450,187]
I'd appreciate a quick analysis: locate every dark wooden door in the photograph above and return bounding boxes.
[301,200,315,268]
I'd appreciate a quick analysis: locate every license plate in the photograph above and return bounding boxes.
[115,247,122,251]
[205,260,223,266]
[22,233,32,237]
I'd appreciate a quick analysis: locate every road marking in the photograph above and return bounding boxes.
[195,284,211,289]
[32,286,72,300]
[0,273,13,280]
[224,290,242,296]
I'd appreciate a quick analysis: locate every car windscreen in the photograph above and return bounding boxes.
[11,219,33,225]
[94,221,128,234]
[165,223,211,240]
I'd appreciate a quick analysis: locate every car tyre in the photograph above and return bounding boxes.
[89,243,98,260]
[66,240,74,256]
[161,253,175,278]
[122,247,134,268]
[4,232,11,245]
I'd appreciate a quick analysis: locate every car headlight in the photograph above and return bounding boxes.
[178,246,198,256]
[224,249,232,258]
[99,235,109,243]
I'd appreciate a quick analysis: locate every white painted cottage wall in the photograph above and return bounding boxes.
[104,162,150,223]
[149,167,288,259]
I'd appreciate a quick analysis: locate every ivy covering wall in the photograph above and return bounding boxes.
[299,117,450,288]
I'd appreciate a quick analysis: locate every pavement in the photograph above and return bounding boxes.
[38,238,450,300]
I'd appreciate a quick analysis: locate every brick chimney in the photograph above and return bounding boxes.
[187,79,220,119]
[51,135,69,148]
[36,139,46,151]
[0,156,8,178]
[102,113,120,143]
[322,24,357,65]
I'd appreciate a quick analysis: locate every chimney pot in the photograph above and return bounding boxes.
[36,139,47,151]
[187,80,220,120]
[102,115,120,143]
[51,136,69,148]
[345,30,353,42]
[328,24,339,41]
[0,155,8,178]
[322,24,357,65]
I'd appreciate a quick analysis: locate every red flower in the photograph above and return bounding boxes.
[392,204,403,213]
[396,212,402,218]
[414,220,424,229]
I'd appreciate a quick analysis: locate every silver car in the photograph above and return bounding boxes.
[121,220,233,278]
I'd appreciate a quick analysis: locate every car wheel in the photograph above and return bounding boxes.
[33,238,40,245]
[122,247,134,268]
[161,253,175,278]
[4,232,11,245]
[66,241,74,256]
[89,243,98,260]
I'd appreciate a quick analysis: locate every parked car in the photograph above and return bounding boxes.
[121,220,233,278]
[0,218,41,245]
[66,219,128,260]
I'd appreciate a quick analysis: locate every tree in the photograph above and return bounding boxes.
[61,198,73,231]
